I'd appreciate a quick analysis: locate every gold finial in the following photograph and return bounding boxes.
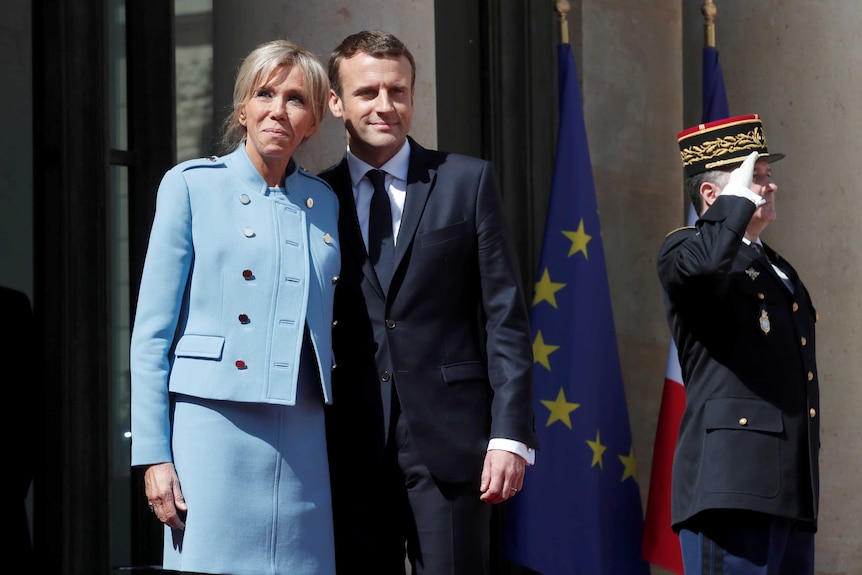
[702,0,717,48]
[556,0,571,45]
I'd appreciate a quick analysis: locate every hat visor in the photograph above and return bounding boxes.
[763,152,785,164]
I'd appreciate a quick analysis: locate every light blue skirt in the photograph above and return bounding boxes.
[163,345,335,575]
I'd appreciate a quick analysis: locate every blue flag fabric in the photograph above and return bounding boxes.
[503,43,650,575]
[702,45,730,122]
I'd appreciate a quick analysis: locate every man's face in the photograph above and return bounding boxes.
[749,159,778,230]
[329,53,414,167]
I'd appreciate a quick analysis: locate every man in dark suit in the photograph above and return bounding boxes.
[319,30,537,575]
[658,115,819,575]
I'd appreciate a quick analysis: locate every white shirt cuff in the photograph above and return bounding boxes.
[487,438,536,465]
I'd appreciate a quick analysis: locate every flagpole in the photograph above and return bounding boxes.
[703,0,717,48]
[556,0,570,45]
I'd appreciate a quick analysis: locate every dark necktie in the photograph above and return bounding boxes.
[751,242,794,293]
[366,169,394,291]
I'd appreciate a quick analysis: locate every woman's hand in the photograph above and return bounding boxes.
[144,462,188,530]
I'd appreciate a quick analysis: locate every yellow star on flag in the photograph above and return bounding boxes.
[586,430,607,470]
[532,268,567,309]
[532,330,560,371]
[563,219,592,259]
[618,446,638,483]
[540,387,580,429]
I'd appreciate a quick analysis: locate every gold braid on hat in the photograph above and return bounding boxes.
[680,126,765,169]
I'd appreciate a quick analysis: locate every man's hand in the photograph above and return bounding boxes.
[144,462,188,530]
[721,151,764,205]
[479,449,526,504]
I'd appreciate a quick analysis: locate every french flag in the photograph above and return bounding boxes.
[641,343,686,574]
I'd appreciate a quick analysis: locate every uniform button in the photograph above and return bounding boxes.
[809,408,817,418]
[323,233,332,244]
[238,313,250,324]
[381,370,391,382]
[801,336,807,346]
[739,417,748,427]
[807,371,814,381]
[239,194,251,205]
[757,293,765,300]
[385,319,396,329]
[243,269,254,280]
[331,320,338,328]
[331,363,337,371]
[792,302,799,312]
[306,197,314,208]
[235,360,247,370]
[332,275,340,284]
[243,227,255,237]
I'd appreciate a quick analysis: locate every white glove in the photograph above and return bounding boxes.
[720,151,764,206]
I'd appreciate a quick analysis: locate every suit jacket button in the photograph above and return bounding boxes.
[381,370,391,382]
[809,408,817,418]
[807,371,814,382]
[792,302,799,312]
[738,417,748,427]
[385,319,396,329]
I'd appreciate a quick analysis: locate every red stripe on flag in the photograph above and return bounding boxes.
[642,366,685,574]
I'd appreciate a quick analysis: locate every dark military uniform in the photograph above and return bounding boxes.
[658,193,819,532]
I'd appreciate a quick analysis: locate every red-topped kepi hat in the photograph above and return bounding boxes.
[677,114,785,177]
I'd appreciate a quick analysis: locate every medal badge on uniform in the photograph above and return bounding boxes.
[759,309,771,335]
[745,267,760,281]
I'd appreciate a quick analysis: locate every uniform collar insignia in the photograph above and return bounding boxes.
[745,267,760,281]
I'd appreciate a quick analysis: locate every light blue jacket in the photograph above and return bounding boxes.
[130,145,340,466]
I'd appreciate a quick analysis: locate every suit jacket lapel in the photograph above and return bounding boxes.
[395,138,434,272]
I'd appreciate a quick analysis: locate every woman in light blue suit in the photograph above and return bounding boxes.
[131,39,339,575]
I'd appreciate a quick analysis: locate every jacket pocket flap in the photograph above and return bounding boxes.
[704,397,783,433]
[419,220,470,247]
[440,361,487,383]
[174,334,225,360]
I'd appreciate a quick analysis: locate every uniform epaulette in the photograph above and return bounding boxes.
[297,167,328,186]
[665,225,696,238]
[177,155,226,172]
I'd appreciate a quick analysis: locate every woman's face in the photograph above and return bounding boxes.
[240,65,317,172]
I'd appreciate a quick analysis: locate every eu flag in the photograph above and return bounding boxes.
[503,43,650,575]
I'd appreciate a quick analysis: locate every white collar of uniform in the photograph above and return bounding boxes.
[346,139,411,188]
